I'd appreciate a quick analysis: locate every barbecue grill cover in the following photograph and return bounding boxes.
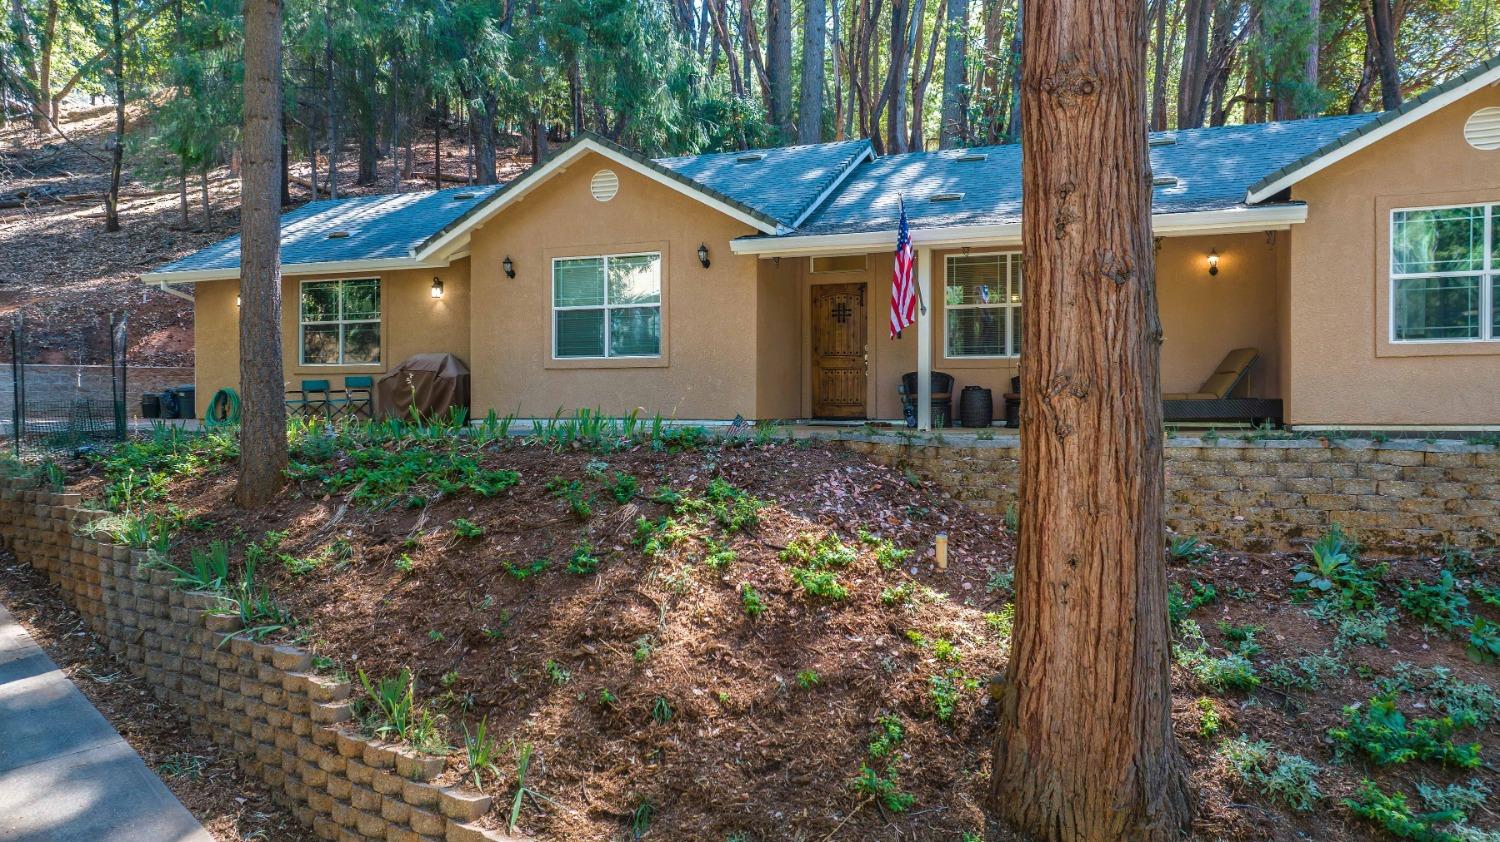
[375,353,470,420]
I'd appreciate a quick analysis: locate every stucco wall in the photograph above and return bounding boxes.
[192,264,472,418]
[1286,83,1500,427]
[465,151,766,420]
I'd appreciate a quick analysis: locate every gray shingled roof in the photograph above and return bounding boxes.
[152,184,504,275]
[149,110,1413,276]
[655,139,872,226]
[1247,54,1500,198]
[792,113,1382,236]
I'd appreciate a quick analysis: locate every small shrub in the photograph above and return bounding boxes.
[463,718,501,790]
[1169,535,1214,563]
[1196,697,1221,738]
[1329,694,1482,768]
[544,659,571,685]
[1336,607,1399,648]
[796,669,820,689]
[452,518,485,539]
[1291,524,1385,612]
[850,715,914,813]
[505,558,549,580]
[650,696,673,724]
[566,544,600,575]
[702,538,736,570]
[394,554,416,574]
[1417,779,1491,816]
[1344,780,1464,842]
[1219,737,1323,812]
[986,568,1014,594]
[1168,580,1218,630]
[1265,651,1347,691]
[1400,570,1470,632]
[546,477,593,520]
[740,584,766,618]
[791,567,848,600]
[929,668,976,722]
[1467,616,1500,664]
[605,471,638,503]
[880,582,916,606]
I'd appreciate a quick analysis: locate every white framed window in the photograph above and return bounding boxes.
[1390,203,1499,343]
[945,252,1022,357]
[299,278,381,365]
[552,253,662,359]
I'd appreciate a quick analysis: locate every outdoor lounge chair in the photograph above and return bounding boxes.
[1162,348,1282,425]
[285,379,334,418]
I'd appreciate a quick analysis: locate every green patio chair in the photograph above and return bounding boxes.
[341,376,375,419]
[286,379,333,418]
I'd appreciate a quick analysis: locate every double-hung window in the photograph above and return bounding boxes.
[299,278,381,365]
[553,253,662,358]
[945,253,1022,357]
[1390,204,1499,342]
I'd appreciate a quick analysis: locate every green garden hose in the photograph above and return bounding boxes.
[205,387,242,428]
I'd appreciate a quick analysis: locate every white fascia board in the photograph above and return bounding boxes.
[417,139,778,263]
[731,204,1309,258]
[788,144,877,230]
[139,255,445,285]
[1246,67,1500,203]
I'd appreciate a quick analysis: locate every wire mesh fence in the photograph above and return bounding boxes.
[4,312,129,458]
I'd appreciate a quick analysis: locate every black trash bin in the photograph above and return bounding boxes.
[141,393,161,419]
[159,390,180,420]
[959,386,993,428]
[168,385,197,420]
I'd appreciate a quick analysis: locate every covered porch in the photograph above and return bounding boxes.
[746,227,1291,430]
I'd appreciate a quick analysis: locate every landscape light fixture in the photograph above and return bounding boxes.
[697,243,711,268]
[503,255,515,278]
[1207,248,1220,277]
[431,277,444,299]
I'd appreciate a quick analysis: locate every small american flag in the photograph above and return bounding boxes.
[889,197,916,338]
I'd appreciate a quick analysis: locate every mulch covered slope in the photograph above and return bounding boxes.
[61,436,1500,841]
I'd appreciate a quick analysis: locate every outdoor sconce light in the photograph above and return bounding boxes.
[503,255,515,278]
[235,294,240,307]
[1207,248,1220,277]
[697,243,711,268]
[430,277,445,299]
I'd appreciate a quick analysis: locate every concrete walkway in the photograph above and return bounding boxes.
[0,603,213,842]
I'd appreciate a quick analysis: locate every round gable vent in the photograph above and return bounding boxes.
[590,169,620,202]
[1463,107,1500,150]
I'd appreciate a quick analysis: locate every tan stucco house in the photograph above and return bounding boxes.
[145,57,1500,432]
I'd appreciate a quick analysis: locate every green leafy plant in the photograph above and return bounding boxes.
[546,477,594,520]
[651,696,673,724]
[1291,524,1385,612]
[739,584,766,618]
[929,668,975,722]
[1168,581,1218,631]
[1265,651,1347,690]
[463,718,501,790]
[782,532,857,601]
[1329,694,1482,768]
[850,715,915,813]
[505,558,549,580]
[544,659,571,685]
[1400,570,1471,632]
[1169,535,1214,563]
[1196,697,1221,738]
[1219,737,1323,812]
[1344,780,1464,842]
[566,544,600,575]
[796,669,820,689]
[605,471,638,503]
[452,518,485,539]
[1336,607,1399,648]
[1467,616,1500,664]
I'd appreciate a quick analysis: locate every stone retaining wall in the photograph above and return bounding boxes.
[830,433,1500,551]
[0,478,521,842]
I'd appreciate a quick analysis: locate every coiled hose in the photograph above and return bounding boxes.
[205,387,241,428]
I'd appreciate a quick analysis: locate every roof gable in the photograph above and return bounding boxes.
[1246,55,1500,202]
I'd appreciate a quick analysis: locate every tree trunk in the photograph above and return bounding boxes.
[1149,0,1168,130]
[236,0,289,509]
[909,0,942,151]
[884,0,911,152]
[33,0,56,131]
[476,92,498,184]
[178,163,189,227]
[1303,0,1320,116]
[1177,0,1210,128]
[799,0,827,144]
[987,0,1194,833]
[1001,0,1021,143]
[768,0,793,142]
[1370,0,1400,109]
[103,0,123,233]
[939,0,967,147]
[200,161,210,227]
[280,110,292,205]
[323,7,337,200]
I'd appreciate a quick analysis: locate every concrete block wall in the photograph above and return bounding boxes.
[831,434,1500,551]
[0,478,520,842]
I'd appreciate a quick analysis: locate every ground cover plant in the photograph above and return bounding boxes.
[46,419,1500,841]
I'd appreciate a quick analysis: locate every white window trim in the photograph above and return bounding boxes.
[298,277,382,366]
[944,251,1022,359]
[551,252,663,360]
[1389,202,1498,344]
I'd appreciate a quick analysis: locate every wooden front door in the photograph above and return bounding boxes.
[811,283,868,418]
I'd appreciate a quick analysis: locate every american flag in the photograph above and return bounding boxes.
[889,196,916,338]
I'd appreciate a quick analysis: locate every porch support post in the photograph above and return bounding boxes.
[916,246,933,431]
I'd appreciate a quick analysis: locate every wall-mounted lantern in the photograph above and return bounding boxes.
[431,277,445,299]
[235,294,241,307]
[503,255,515,279]
[697,243,711,269]
[1207,248,1220,277]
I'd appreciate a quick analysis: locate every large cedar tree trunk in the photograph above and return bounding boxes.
[1370,0,1400,109]
[236,0,289,508]
[987,0,1193,835]
[798,0,826,144]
